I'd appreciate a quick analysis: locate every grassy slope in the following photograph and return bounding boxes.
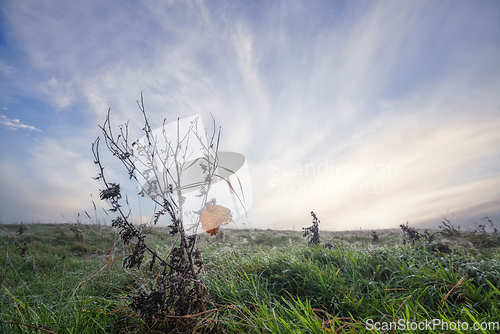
[1,224,499,333]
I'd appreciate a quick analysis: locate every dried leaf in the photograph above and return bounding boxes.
[200,204,232,235]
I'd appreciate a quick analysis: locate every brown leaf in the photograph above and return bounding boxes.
[200,204,232,235]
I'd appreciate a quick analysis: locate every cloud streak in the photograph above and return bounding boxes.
[0,115,41,131]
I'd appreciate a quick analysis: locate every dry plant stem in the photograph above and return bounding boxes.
[393,294,412,327]
[173,119,206,312]
[92,138,170,270]
[0,321,57,334]
[441,275,467,307]
[303,211,321,246]
[93,94,213,326]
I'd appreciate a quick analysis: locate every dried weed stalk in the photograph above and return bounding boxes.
[400,221,422,245]
[303,211,321,246]
[92,94,222,329]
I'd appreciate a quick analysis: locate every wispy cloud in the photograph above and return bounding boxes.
[0,115,41,131]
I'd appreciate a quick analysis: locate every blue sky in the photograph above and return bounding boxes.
[1,0,499,231]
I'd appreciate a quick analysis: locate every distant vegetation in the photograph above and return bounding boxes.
[1,220,499,333]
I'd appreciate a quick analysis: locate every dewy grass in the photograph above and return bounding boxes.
[203,232,500,333]
[0,224,138,333]
[1,224,500,333]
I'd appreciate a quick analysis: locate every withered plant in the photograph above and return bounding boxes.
[303,211,321,246]
[14,242,28,261]
[423,228,435,242]
[16,225,27,235]
[92,94,228,330]
[400,221,421,245]
[439,217,461,237]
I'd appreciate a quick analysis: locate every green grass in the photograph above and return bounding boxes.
[1,223,499,333]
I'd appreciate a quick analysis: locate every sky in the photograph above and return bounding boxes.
[1,0,499,231]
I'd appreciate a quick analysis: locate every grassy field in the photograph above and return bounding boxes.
[1,223,499,333]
